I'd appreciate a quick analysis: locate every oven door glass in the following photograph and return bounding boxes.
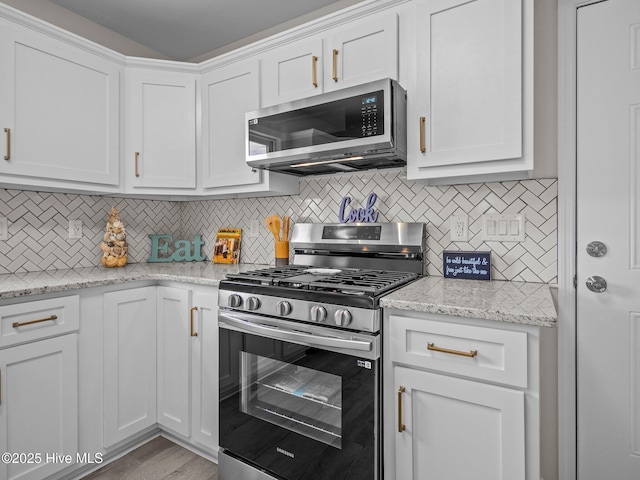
[220,327,378,480]
[241,352,343,448]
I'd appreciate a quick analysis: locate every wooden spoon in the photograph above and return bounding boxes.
[265,216,281,241]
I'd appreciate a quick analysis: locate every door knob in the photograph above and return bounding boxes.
[586,241,607,257]
[586,276,607,293]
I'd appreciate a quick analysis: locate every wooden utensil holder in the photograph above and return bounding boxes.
[275,241,289,266]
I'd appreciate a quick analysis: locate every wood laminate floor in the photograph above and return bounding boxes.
[81,436,218,480]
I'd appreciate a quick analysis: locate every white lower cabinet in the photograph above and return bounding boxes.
[394,366,525,480]
[383,309,557,480]
[103,287,157,448]
[156,285,219,454]
[156,286,191,437]
[190,290,219,452]
[0,334,78,480]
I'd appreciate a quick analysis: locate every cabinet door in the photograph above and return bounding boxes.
[201,59,263,189]
[261,37,324,106]
[103,287,156,448]
[191,290,218,452]
[394,366,525,480]
[408,0,526,181]
[0,334,78,480]
[324,13,398,92]
[125,68,197,190]
[0,19,120,188]
[156,287,191,437]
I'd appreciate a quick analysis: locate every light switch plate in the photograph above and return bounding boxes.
[481,214,525,242]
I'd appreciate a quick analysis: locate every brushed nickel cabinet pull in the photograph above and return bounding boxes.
[311,55,319,88]
[332,49,339,82]
[419,117,426,153]
[190,307,198,337]
[427,342,478,358]
[398,386,406,432]
[135,152,140,177]
[4,128,10,160]
[12,314,58,328]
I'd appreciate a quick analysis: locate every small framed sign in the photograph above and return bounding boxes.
[443,251,491,281]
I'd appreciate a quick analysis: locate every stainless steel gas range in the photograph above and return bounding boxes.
[217,222,426,480]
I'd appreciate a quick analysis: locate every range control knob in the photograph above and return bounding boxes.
[276,301,292,316]
[310,305,327,323]
[228,294,242,308]
[334,309,353,327]
[246,297,261,311]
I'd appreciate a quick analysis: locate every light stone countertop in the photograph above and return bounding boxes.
[0,265,558,327]
[380,276,557,327]
[0,262,269,300]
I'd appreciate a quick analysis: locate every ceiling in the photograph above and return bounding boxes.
[47,0,362,61]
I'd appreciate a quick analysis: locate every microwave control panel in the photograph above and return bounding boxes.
[361,91,382,137]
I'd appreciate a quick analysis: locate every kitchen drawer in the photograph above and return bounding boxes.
[0,295,80,348]
[388,314,528,388]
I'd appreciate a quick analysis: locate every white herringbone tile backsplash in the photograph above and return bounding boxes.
[0,170,557,282]
[0,189,181,274]
[183,171,557,283]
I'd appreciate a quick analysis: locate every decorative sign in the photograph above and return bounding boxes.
[443,251,491,281]
[148,234,206,262]
[339,192,380,223]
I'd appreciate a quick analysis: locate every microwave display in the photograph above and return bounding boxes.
[248,90,385,156]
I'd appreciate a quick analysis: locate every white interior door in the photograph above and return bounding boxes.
[577,1,640,478]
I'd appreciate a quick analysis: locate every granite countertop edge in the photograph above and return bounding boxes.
[0,265,558,327]
[380,276,558,328]
[0,262,267,300]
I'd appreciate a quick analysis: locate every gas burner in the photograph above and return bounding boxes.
[219,222,426,331]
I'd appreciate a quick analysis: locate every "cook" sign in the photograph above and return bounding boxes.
[338,192,380,223]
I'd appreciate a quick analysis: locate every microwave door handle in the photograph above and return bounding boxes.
[219,313,372,352]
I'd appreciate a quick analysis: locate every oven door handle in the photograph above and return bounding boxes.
[219,313,373,352]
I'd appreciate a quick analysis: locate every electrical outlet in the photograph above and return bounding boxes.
[0,217,8,241]
[450,215,469,241]
[68,219,83,239]
[247,219,261,237]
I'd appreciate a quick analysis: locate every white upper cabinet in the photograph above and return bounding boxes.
[0,16,121,192]
[200,59,298,196]
[407,0,533,184]
[261,37,324,107]
[125,66,197,191]
[261,13,398,107]
[323,13,398,93]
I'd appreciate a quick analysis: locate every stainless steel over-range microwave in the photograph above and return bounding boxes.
[245,78,407,176]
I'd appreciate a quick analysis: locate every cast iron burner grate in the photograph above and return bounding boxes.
[226,266,417,296]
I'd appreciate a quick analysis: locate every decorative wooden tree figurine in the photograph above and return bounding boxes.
[100,206,128,267]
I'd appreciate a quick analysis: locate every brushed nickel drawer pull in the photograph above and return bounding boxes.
[190,307,198,337]
[311,55,319,88]
[419,117,426,153]
[12,314,58,328]
[4,128,10,160]
[428,342,478,358]
[397,386,406,432]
